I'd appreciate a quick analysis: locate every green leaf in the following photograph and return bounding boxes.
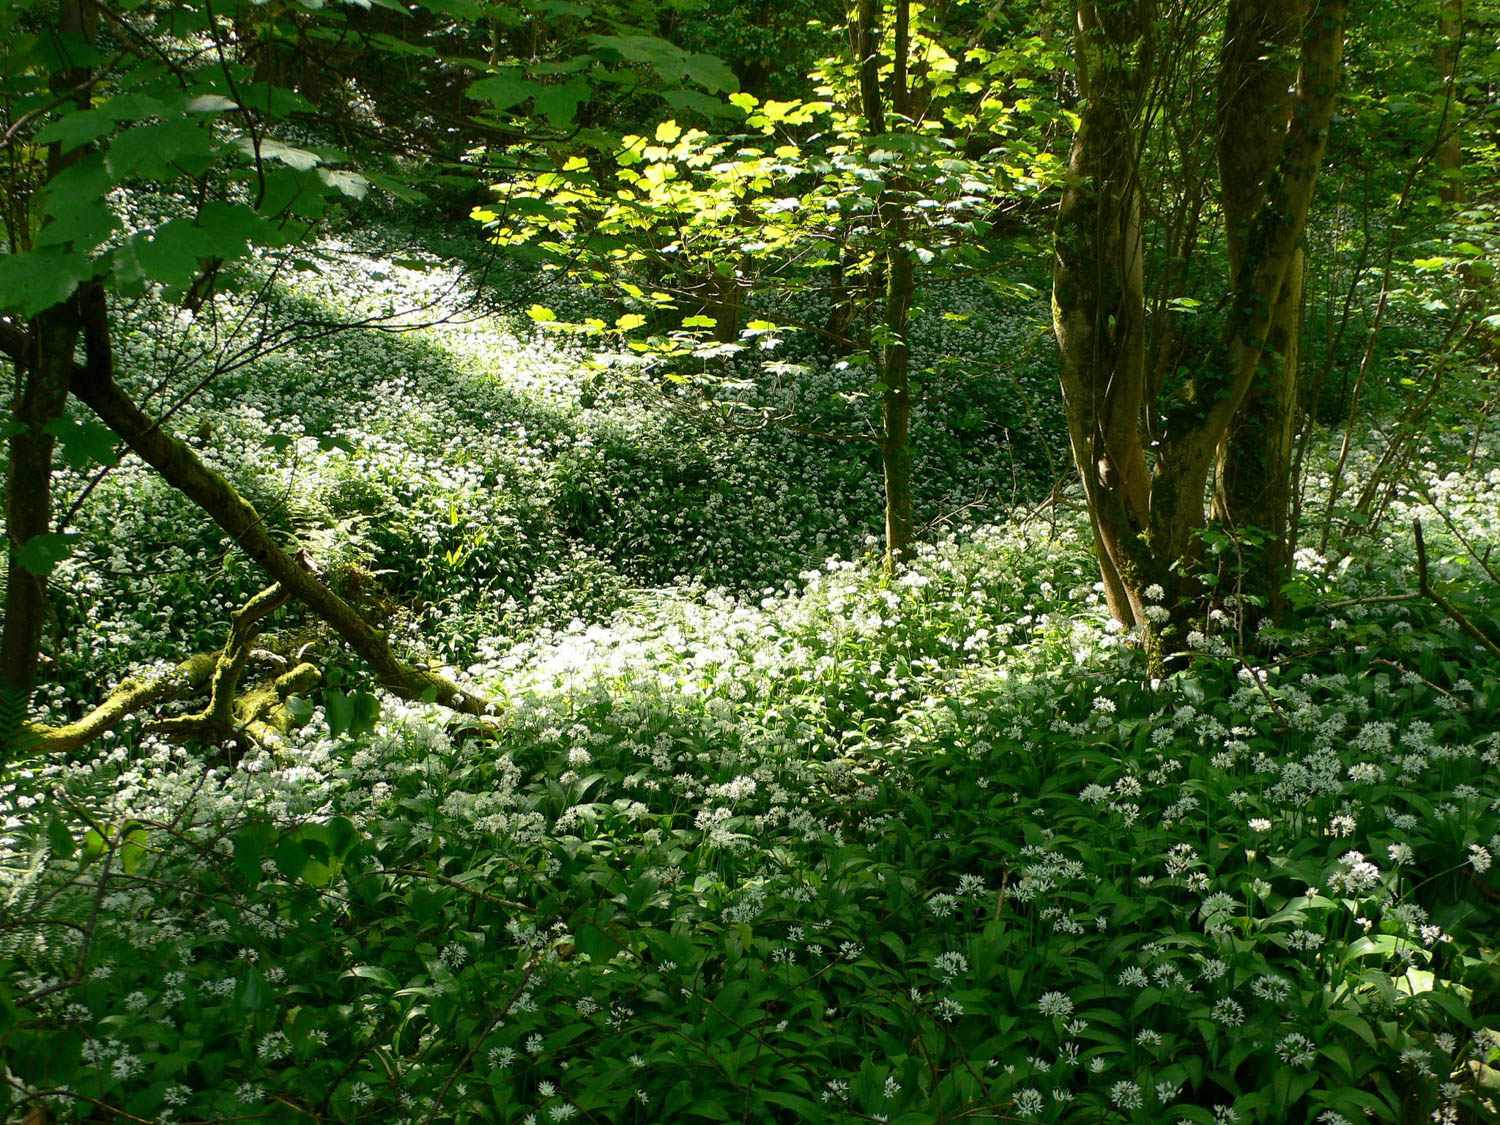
[325,688,354,737]
[0,249,95,317]
[346,964,399,989]
[46,814,76,859]
[233,826,268,884]
[106,119,217,180]
[185,93,238,113]
[350,691,381,737]
[682,53,737,93]
[469,71,540,110]
[361,170,428,203]
[534,77,589,126]
[275,836,308,880]
[318,168,369,200]
[34,107,116,152]
[34,198,119,253]
[119,826,149,875]
[43,416,119,470]
[81,829,106,864]
[527,304,556,322]
[13,532,81,577]
[247,136,322,172]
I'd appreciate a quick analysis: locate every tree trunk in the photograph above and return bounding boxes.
[1,0,92,716]
[1435,0,1464,205]
[859,0,918,571]
[1213,0,1304,628]
[1,303,78,710]
[1053,0,1155,629]
[68,306,493,719]
[881,246,915,570]
[1055,0,1345,662]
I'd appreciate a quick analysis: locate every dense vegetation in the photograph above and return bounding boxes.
[2,2,1499,1123]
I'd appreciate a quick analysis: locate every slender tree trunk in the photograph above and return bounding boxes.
[881,246,915,569]
[1,0,91,718]
[1,304,78,709]
[1213,0,1305,627]
[859,0,918,571]
[1053,0,1154,628]
[1436,0,1464,205]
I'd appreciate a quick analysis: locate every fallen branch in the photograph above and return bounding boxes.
[18,652,219,754]
[1414,519,1500,663]
[70,356,496,721]
[149,581,298,750]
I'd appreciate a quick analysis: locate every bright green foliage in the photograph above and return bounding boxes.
[4,459,1500,1121]
[0,0,740,322]
[476,7,1066,397]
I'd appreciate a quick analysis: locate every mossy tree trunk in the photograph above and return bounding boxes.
[1053,0,1155,630]
[1054,0,1346,660]
[1435,0,1465,205]
[1213,0,1305,629]
[68,287,493,720]
[861,0,917,572]
[0,0,91,715]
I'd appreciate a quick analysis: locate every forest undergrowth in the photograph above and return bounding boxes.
[2,229,1499,1125]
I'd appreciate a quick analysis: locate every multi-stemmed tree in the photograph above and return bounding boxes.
[1052,0,1348,660]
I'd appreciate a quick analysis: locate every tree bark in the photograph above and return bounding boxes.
[879,0,916,571]
[1053,0,1154,628]
[1055,0,1345,660]
[1435,0,1464,205]
[67,309,493,720]
[881,245,915,569]
[1,304,78,710]
[1213,0,1305,627]
[0,0,92,715]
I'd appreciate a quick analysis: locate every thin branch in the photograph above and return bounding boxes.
[1414,519,1500,662]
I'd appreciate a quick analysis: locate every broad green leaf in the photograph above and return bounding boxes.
[33,198,118,253]
[46,814,76,859]
[43,416,119,470]
[128,218,222,289]
[469,71,539,110]
[119,826,149,875]
[106,119,217,180]
[682,52,737,93]
[248,136,323,172]
[319,168,369,199]
[347,964,399,989]
[185,93,238,113]
[0,249,95,316]
[534,77,589,125]
[13,532,81,576]
[34,107,115,152]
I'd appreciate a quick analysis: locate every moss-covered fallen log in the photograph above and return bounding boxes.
[70,360,496,721]
[17,652,219,755]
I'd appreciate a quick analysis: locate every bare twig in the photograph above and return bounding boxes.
[1414,519,1500,662]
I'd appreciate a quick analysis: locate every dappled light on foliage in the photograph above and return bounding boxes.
[3,1,1500,1123]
